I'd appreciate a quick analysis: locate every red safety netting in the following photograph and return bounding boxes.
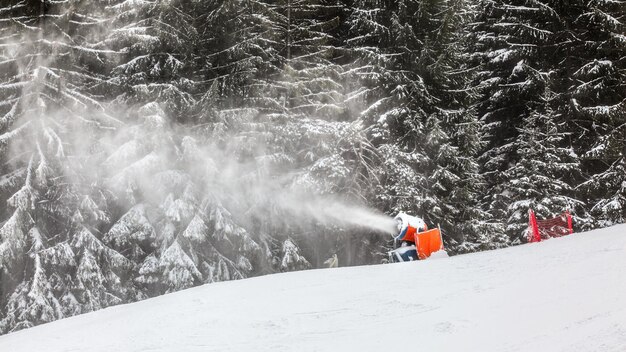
[528,209,573,243]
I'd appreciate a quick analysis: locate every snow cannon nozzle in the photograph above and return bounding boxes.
[393,212,427,237]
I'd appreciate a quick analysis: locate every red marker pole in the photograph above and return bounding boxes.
[528,209,540,243]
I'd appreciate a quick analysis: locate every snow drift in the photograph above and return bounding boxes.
[1,225,625,352]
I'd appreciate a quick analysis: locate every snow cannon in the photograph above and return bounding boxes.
[388,212,445,262]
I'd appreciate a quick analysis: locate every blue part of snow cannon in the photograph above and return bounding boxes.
[399,248,417,261]
[389,245,418,262]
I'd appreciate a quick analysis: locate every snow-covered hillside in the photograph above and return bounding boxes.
[1,225,625,352]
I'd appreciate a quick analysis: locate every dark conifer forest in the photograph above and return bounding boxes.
[0,0,624,333]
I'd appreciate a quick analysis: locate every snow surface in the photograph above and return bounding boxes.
[1,225,626,352]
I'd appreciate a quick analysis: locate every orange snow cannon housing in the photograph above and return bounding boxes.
[415,228,443,260]
[399,223,427,243]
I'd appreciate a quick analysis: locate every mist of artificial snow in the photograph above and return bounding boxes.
[275,193,398,235]
[4,23,397,243]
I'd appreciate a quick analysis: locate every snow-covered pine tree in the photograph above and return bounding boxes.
[267,0,349,120]
[0,1,186,331]
[101,106,177,297]
[191,0,384,268]
[0,236,64,333]
[420,0,508,251]
[279,238,310,271]
[346,0,434,218]
[98,0,211,297]
[346,0,496,251]
[469,0,576,241]
[104,204,157,264]
[344,0,392,117]
[0,163,36,332]
[582,157,626,227]
[504,95,582,241]
[0,160,96,332]
[71,226,136,311]
[194,0,283,114]
[0,0,124,332]
[102,108,266,297]
[105,0,198,122]
[565,1,626,227]
[275,118,387,266]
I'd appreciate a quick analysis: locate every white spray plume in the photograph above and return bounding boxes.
[3,18,396,243]
[275,193,398,235]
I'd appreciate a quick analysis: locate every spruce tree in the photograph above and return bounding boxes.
[504,98,582,241]
[346,0,496,251]
[469,0,586,241]
[566,1,626,227]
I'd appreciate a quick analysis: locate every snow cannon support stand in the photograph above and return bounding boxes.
[388,212,445,262]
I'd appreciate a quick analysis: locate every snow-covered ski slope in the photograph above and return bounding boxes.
[1,225,625,352]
